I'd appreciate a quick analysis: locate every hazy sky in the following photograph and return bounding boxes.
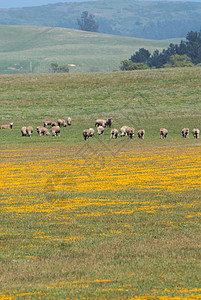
[0,0,96,9]
[1,0,201,9]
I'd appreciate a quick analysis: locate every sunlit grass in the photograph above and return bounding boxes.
[0,68,201,298]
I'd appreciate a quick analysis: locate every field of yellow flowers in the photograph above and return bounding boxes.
[1,145,201,199]
[1,143,201,299]
[1,68,201,298]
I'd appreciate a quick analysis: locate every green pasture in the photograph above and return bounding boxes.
[0,25,178,74]
[0,67,201,146]
[0,67,201,298]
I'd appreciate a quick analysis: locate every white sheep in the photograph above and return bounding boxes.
[21,127,27,136]
[160,128,168,139]
[127,127,135,138]
[182,128,189,138]
[192,128,200,139]
[37,126,50,136]
[83,129,90,141]
[0,123,13,129]
[52,126,61,136]
[88,128,95,137]
[138,129,145,139]
[97,126,104,135]
[43,119,57,127]
[67,117,72,126]
[57,118,67,127]
[95,119,107,127]
[110,128,118,139]
[26,126,33,137]
[120,126,129,137]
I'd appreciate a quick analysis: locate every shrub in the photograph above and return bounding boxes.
[120,60,149,71]
[50,63,69,73]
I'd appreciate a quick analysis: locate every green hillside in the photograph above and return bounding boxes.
[0,0,201,39]
[0,25,177,74]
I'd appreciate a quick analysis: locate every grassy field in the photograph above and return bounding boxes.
[0,25,178,74]
[0,67,201,299]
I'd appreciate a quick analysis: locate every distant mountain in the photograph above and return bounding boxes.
[0,0,96,9]
[1,0,201,40]
[1,0,201,9]
[1,0,201,8]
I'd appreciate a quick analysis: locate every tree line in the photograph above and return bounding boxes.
[120,30,201,70]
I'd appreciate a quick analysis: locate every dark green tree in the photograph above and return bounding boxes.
[185,30,201,64]
[57,65,69,73]
[177,40,187,55]
[149,50,167,68]
[50,63,59,73]
[50,63,69,73]
[122,30,201,70]
[130,48,151,64]
[77,11,99,32]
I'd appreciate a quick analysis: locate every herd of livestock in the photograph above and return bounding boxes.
[0,117,200,140]
[0,118,71,137]
[82,118,200,140]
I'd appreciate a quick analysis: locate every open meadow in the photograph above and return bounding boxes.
[0,67,201,299]
[0,25,178,74]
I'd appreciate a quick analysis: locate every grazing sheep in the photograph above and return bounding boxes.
[110,128,118,139]
[160,128,168,139]
[83,129,90,141]
[192,128,200,139]
[37,126,50,136]
[97,126,104,135]
[120,126,129,137]
[43,119,57,127]
[182,128,189,138]
[138,129,145,139]
[52,126,61,136]
[127,127,135,139]
[57,118,67,127]
[67,117,72,126]
[21,126,27,136]
[95,119,107,127]
[26,126,33,137]
[106,118,112,128]
[0,123,13,129]
[88,128,95,137]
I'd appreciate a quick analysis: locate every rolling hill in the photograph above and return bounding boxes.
[0,0,201,39]
[0,25,179,74]
[0,0,92,9]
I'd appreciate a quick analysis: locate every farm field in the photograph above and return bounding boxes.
[0,67,201,299]
[0,25,178,74]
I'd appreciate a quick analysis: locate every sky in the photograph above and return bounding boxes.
[0,0,96,9]
[1,0,201,9]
